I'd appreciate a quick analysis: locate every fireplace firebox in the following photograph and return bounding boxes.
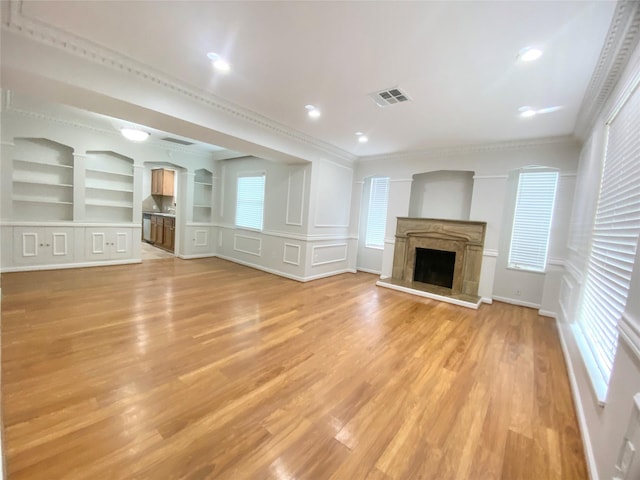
[413,247,456,288]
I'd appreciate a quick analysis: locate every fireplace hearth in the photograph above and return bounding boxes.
[378,217,486,308]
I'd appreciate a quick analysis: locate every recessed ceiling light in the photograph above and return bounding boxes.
[355,131,364,136]
[518,106,537,118]
[305,104,321,118]
[518,47,543,62]
[518,105,563,118]
[358,135,368,143]
[207,52,230,72]
[121,128,149,142]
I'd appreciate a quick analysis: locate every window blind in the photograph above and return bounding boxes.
[577,83,640,390]
[365,177,390,248]
[508,170,559,272]
[235,174,265,230]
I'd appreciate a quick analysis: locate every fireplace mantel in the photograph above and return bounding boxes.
[379,217,487,308]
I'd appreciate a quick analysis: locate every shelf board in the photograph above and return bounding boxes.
[86,185,134,193]
[193,204,212,208]
[13,180,73,188]
[13,198,73,205]
[86,201,134,209]
[194,181,213,186]
[86,168,134,178]
[14,158,73,169]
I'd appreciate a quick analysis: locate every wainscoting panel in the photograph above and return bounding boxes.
[234,234,262,256]
[311,243,348,266]
[283,243,301,266]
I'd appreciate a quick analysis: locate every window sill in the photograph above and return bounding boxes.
[364,245,384,251]
[234,225,263,233]
[507,264,546,274]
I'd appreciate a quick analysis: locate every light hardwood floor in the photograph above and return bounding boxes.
[1,258,587,479]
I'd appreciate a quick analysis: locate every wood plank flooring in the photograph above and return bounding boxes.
[1,258,587,479]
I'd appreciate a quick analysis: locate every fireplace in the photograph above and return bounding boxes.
[414,247,456,288]
[379,217,486,305]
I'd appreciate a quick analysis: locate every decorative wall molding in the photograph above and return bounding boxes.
[483,249,499,257]
[548,258,566,268]
[217,223,355,243]
[283,243,301,266]
[311,243,348,266]
[1,258,140,273]
[575,0,640,139]
[285,168,305,226]
[3,0,357,164]
[619,311,640,362]
[233,234,261,256]
[473,175,508,180]
[358,135,580,163]
[193,229,208,247]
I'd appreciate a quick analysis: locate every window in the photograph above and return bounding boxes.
[508,169,559,272]
[365,177,390,248]
[235,174,265,230]
[574,82,640,400]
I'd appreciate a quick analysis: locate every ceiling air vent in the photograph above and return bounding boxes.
[368,86,411,107]
[161,137,195,146]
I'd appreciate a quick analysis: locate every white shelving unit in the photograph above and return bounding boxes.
[193,169,213,223]
[11,139,75,221]
[85,151,134,223]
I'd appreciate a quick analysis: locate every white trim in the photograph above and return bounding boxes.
[176,253,218,260]
[389,178,413,183]
[492,295,541,309]
[555,320,600,480]
[193,229,208,247]
[311,243,348,266]
[538,309,557,319]
[619,312,640,362]
[1,221,140,228]
[473,175,509,180]
[283,243,301,266]
[383,238,395,245]
[481,297,493,305]
[1,258,141,273]
[51,232,68,256]
[376,280,481,309]
[216,223,355,242]
[313,224,350,228]
[215,253,354,282]
[21,232,37,257]
[547,258,566,267]
[285,169,305,226]
[565,261,583,284]
[356,267,382,275]
[483,249,499,257]
[233,234,261,257]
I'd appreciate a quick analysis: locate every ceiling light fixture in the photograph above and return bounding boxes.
[355,132,368,143]
[207,52,230,72]
[518,47,543,62]
[305,104,321,118]
[121,128,150,142]
[518,107,537,118]
[518,105,563,118]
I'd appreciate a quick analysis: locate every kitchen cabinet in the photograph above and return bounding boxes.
[162,216,175,251]
[85,228,133,261]
[12,227,75,265]
[151,168,175,196]
[150,214,163,245]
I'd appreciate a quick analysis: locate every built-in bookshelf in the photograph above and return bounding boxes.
[12,138,74,221]
[193,169,213,223]
[85,151,134,223]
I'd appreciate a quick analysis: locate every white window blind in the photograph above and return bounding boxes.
[235,174,265,230]
[576,83,640,393]
[365,177,390,248]
[508,169,559,272]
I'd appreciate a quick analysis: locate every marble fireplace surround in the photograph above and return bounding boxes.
[377,217,487,309]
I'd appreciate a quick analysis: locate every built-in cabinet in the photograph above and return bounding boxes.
[85,228,133,261]
[151,168,175,196]
[85,151,134,223]
[12,226,75,265]
[193,169,213,223]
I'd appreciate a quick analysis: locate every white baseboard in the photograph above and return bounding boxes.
[176,253,218,260]
[356,267,382,275]
[1,259,141,273]
[215,254,355,283]
[538,309,558,318]
[492,295,541,309]
[555,319,599,480]
[481,297,493,305]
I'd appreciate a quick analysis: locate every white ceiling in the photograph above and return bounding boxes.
[2,1,618,159]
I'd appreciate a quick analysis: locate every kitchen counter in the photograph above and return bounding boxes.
[143,212,175,218]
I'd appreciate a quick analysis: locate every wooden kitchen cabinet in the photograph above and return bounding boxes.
[162,217,175,252]
[151,168,175,196]
[150,214,163,245]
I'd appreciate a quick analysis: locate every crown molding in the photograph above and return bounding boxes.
[574,0,640,139]
[357,135,580,163]
[2,0,356,164]
[2,90,217,159]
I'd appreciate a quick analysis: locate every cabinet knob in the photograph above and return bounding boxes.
[39,243,44,247]
[46,244,50,247]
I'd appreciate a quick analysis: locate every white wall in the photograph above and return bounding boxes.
[408,170,474,220]
[557,38,640,480]
[353,140,579,304]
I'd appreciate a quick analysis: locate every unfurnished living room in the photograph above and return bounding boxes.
[1,1,640,479]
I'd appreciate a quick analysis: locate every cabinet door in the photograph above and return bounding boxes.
[162,170,175,196]
[13,228,44,265]
[162,218,174,251]
[85,229,110,261]
[48,228,74,263]
[111,229,132,260]
[187,227,212,255]
[151,169,161,195]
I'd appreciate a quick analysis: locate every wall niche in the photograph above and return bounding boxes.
[408,170,474,220]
